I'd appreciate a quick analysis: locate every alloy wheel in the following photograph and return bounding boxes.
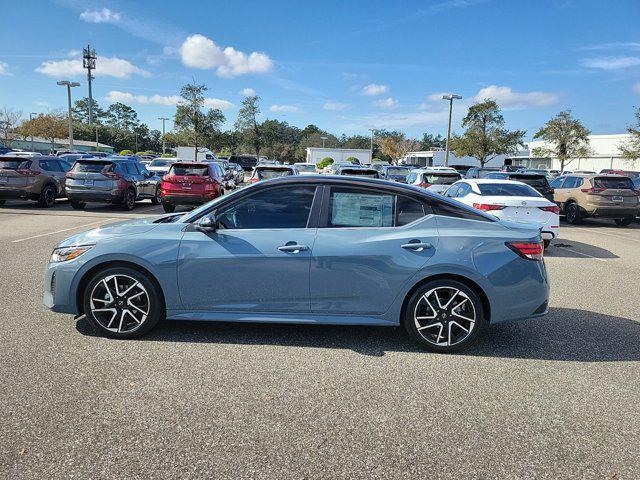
[413,286,476,346]
[89,274,150,333]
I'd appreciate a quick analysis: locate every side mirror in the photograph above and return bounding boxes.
[196,213,218,232]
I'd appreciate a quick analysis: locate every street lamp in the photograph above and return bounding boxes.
[321,136,328,148]
[442,94,462,166]
[368,128,376,162]
[158,117,169,154]
[29,112,37,152]
[57,80,80,150]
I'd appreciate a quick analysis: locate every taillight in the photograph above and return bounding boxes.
[473,203,506,211]
[538,205,559,214]
[17,169,40,176]
[417,183,431,188]
[103,172,120,179]
[580,187,605,194]
[506,241,544,261]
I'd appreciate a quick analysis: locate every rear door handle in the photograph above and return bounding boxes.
[278,243,309,253]
[401,242,433,251]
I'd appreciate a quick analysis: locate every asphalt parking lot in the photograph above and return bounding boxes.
[1,199,639,479]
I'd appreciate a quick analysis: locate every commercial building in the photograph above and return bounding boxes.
[306,147,371,165]
[3,134,114,154]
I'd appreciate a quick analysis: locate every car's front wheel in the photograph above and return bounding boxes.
[83,267,163,338]
[403,279,485,353]
[151,186,161,205]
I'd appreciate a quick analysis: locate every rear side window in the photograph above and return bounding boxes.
[593,177,634,190]
[39,160,59,171]
[0,160,30,170]
[478,183,542,197]
[562,177,581,189]
[328,188,394,227]
[72,161,114,173]
[432,201,492,222]
[396,196,427,226]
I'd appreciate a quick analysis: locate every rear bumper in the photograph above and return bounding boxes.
[66,188,124,203]
[584,206,638,217]
[161,194,210,205]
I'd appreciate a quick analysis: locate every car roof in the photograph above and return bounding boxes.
[463,178,530,185]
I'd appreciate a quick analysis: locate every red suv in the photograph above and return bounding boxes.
[161,162,225,212]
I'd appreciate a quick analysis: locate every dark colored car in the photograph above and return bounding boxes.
[65,159,161,210]
[250,165,297,183]
[599,169,640,179]
[228,162,245,184]
[379,165,412,183]
[229,155,258,171]
[450,165,474,175]
[161,162,226,212]
[337,167,380,178]
[0,156,71,207]
[465,167,500,179]
[484,172,555,202]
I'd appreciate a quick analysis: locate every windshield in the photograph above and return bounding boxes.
[593,177,634,190]
[170,165,209,176]
[256,168,293,179]
[150,159,172,167]
[296,164,317,172]
[423,173,461,185]
[72,161,114,173]
[387,167,411,175]
[0,159,30,170]
[478,183,542,197]
[510,175,549,189]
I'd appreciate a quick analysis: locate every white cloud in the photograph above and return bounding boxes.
[634,82,640,96]
[474,85,559,109]
[323,102,350,111]
[360,83,388,96]
[178,34,274,78]
[79,8,121,24]
[426,92,450,101]
[105,91,234,110]
[36,53,150,79]
[341,110,452,131]
[270,104,302,113]
[240,88,256,96]
[582,56,640,70]
[373,97,399,109]
[0,62,9,76]
[35,101,50,108]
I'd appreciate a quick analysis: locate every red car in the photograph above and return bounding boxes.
[161,162,225,212]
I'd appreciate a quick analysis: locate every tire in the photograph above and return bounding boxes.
[162,202,175,213]
[37,184,56,208]
[83,266,164,339]
[121,188,136,211]
[403,279,485,353]
[151,186,161,205]
[564,202,582,225]
[543,239,551,249]
[70,200,86,210]
[614,217,633,227]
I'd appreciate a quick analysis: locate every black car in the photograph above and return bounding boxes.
[65,158,162,210]
[229,155,258,171]
[484,172,555,202]
[465,167,500,179]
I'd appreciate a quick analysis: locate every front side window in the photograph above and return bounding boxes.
[328,188,394,227]
[563,177,579,189]
[217,186,316,229]
[549,177,565,188]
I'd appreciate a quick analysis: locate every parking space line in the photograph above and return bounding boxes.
[590,230,640,244]
[555,246,607,261]
[11,219,112,243]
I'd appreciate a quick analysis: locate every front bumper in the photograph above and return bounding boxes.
[43,261,79,314]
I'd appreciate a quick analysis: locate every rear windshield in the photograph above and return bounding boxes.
[593,177,634,190]
[386,167,411,175]
[72,161,114,173]
[342,169,378,178]
[170,165,209,176]
[478,183,542,197]
[0,159,30,170]
[256,168,293,179]
[423,173,461,185]
[510,175,549,188]
[296,164,317,172]
[149,159,172,167]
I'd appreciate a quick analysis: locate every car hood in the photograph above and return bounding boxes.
[57,215,167,247]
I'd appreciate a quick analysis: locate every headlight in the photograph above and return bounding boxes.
[50,245,94,263]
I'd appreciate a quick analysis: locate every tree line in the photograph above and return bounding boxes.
[1,81,639,169]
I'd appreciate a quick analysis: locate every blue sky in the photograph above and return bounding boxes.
[1,0,639,139]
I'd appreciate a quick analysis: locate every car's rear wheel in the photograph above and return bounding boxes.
[614,217,633,227]
[70,200,86,210]
[121,188,136,211]
[83,267,163,339]
[37,184,56,208]
[151,186,161,205]
[565,202,582,224]
[162,202,175,213]
[403,279,485,353]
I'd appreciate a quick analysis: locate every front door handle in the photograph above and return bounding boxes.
[278,243,309,253]
[401,241,433,252]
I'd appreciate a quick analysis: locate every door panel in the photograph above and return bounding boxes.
[178,228,316,312]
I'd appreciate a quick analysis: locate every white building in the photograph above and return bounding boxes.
[526,133,636,171]
[306,147,371,165]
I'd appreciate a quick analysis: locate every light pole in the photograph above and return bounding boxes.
[442,94,462,166]
[29,112,37,152]
[158,117,169,154]
[321,136,328,148]
[57,80,80,150]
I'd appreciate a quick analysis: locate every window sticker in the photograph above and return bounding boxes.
[331,192,393,227]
